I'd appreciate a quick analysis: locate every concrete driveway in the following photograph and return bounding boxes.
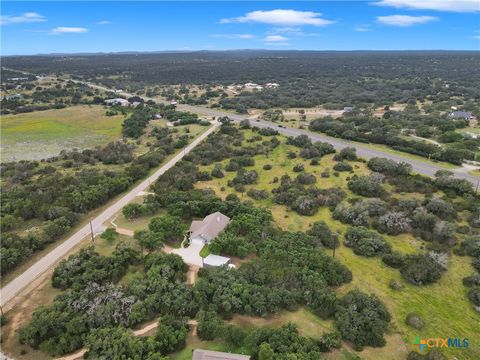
[171,242,204,267]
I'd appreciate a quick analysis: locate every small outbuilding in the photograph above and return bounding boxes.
[193,349,250,360]
[105,98,129,106]
[203,254,232,268]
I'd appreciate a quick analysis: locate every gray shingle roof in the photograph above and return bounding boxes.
[189,212,230,242]
[193,349,250,360]
[450,111,472,119]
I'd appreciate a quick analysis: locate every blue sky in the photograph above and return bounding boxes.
[1,1,479,55]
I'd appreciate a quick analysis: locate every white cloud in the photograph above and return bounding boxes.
[377,15,437,26]
[373,0,479,13]
[264,35,289,42]
[211,33,255,39]
[1,12,46,26]
[264,35,290,46]
[221,9,334,27]
[97,20,111,25]
[355,25,371,32]
[50,27,89,35]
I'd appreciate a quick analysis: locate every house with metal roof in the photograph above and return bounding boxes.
[192,349,250,360]
[104,98,130,106]
[203,254,233,268]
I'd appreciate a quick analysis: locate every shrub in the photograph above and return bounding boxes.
[263,164,272,170]
[376,211,411,235]
[405,313,424,329]
[321,170,330,178]
[317,332,341,352]
[348,174,385,197]
[468,287,480,307]
[333,162,353,172]
[389,279,404,291]
[211,164,224,178]
[231,169,258,185]
[307,221,340,249]
[463,273,480,287]
[293,163,304,172]
[335,290,391,350]
[433,221,456,246]
[400,254,444,285]
[257,127,279,136]
[425,198,456,220]
[455,235,480,257]
[100,228,118,242]
[334,147,357,161]
[247,188,269,200]
[344,226,391,257]
[382,252,405,269]
[292,195,318,216]
[367,157,412,176]
[296,172,316,185]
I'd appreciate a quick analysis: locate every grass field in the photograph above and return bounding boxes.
[194,129,480,360]
[1,105,125,161]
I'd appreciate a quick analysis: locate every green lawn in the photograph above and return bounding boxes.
[457,127,480,135]
[1,105,125,161]
[193,129,480,360]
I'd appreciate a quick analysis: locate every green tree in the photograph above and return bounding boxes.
[122,203,147,220]
[149,215,185,242]
[100,228,117,242]
[134,230,163,252]
[258,342,274,360]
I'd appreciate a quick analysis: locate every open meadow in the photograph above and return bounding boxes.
[1,105,125,161]
[193,129,480,360]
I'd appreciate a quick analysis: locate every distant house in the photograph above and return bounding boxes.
[193,349,250,360]
[4,94,23,100]
[203,254,234,269]
[265,82,279,89]
[189,212,230,246]
[8,77,28,81]
[170,100,178,107]
[154,114,163,119]
[131,101,142,108]
[343,106,354,113]
[449,111,472,120]
[105,98,129,107]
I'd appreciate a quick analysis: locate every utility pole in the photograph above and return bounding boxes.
[89,219,95,243]
[476,179,479,193]
[332,241,336,258]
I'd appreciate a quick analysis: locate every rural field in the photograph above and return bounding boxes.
[193,129,480,360]
[1,105,125,161]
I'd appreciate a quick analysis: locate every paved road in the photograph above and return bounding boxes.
[86,83,478,186]
[0,122,220,308]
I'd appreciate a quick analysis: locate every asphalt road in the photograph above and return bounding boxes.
[88,84,478,186]
[0,122,220,308]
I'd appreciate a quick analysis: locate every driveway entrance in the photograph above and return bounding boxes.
[171,241,204,267]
